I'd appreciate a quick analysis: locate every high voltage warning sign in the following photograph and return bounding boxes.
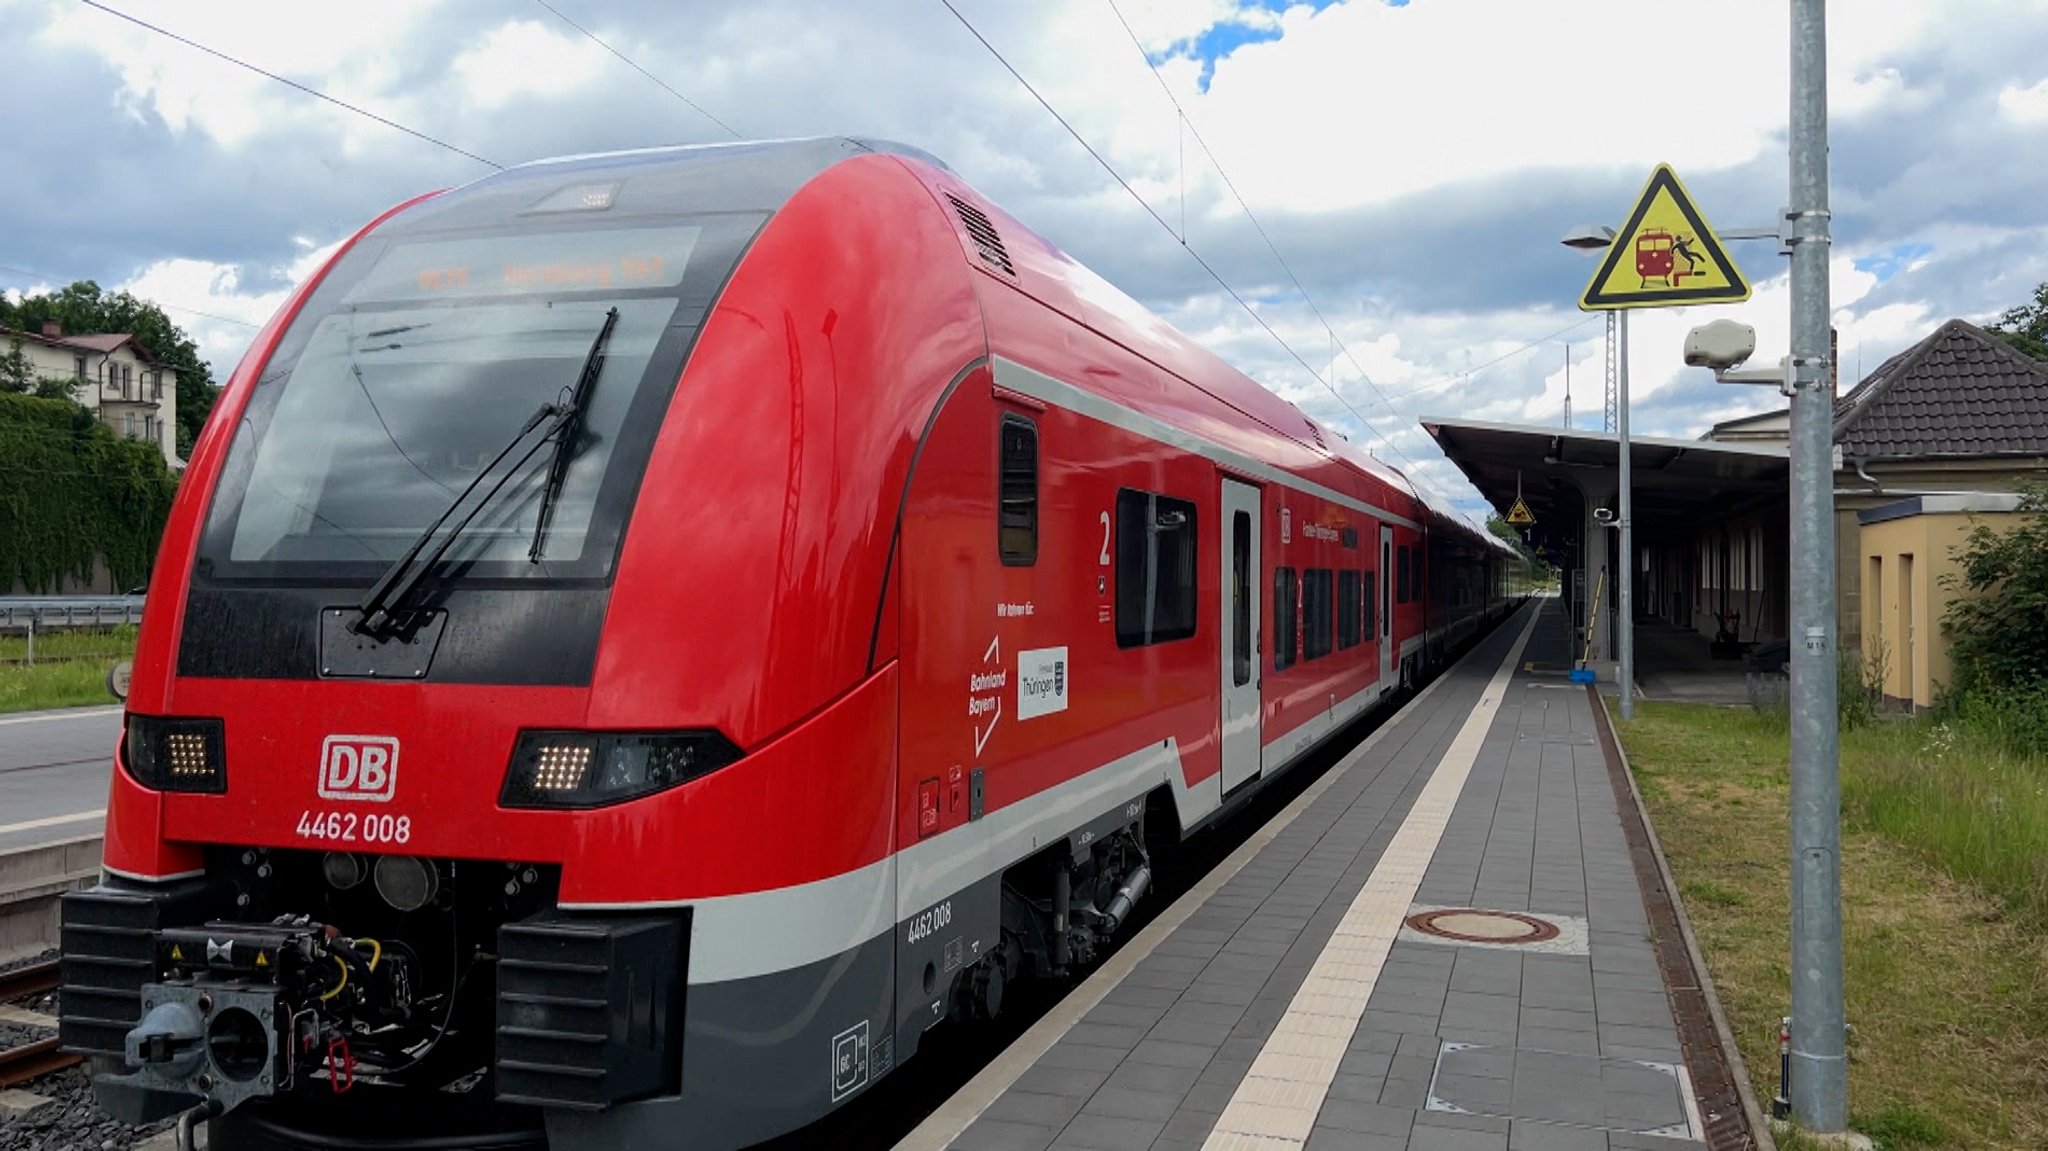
[1580,164,1749,310]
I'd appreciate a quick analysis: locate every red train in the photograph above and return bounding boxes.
[59,137,1521,1150]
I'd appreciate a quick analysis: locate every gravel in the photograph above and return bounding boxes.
[0,1063,176,1151]
[2,948,177,1151]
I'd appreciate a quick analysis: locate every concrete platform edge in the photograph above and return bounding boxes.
[1589,687,1777,1151]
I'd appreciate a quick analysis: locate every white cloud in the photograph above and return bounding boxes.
[10,0,2048,523]
[450,19,608,111]
[1998,76,2048,122]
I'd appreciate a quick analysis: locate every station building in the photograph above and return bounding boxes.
[1425,317,2048,706]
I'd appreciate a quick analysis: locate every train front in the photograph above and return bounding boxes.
[56,142,955,1150]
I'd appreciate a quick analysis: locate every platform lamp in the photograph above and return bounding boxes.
[1559,224,1633,720]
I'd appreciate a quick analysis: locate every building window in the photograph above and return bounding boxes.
[151,369,164,400]
[1274,567,1297,670]
[75,355,87,381]
[1302,568,1334,660]
[998,414,1037,565]
[1338,569,1362,649]
[1115,488,1197,648]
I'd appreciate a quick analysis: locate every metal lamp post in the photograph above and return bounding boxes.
[1561,226,1633,720]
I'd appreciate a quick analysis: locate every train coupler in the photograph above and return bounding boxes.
[96,916,415,1123]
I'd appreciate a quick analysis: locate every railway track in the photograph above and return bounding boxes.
[1,958,74,1089]
[0,956,60,1003]
[0,1033,79,1090]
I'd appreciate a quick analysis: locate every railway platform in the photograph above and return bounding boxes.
[905,597,1740,1151]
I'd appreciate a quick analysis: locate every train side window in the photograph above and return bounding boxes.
[1232,510,1252,686]
[1273,567,1297,670]
[1302,569,1333,661]
[998,415,1037,565]
[1411,546,1425,603]
[1338,569,1361,649]
[1396,546,1410,605]
[1115,488,1198,647]
[1363,571,1377,640]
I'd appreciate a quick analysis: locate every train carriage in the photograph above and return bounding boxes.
[58,137,1521,1151]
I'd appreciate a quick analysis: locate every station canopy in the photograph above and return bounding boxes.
[1419,418,1789,535]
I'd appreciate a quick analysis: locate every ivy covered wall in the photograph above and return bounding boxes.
[1,393,178,593]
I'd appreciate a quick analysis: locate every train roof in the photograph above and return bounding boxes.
[464,138,1462,533]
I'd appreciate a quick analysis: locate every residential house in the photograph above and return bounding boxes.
[2,319,182,466]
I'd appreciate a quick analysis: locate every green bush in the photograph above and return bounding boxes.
[0,392,177,592]
[1941,480,2048,698]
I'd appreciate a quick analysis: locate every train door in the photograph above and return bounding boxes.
[1220,478,1261,793]
[1379,525,1394,682]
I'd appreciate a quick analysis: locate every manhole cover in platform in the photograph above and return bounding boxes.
[1399,904,1589,955]
[1428,1044,1700,1141]
[1406,908,1559,944]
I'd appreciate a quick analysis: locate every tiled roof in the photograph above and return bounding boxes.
[0,325,147,360]
[1833,318,2048,460]
[62,333,132,354]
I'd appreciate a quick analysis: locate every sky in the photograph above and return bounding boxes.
[3,0,2046,523]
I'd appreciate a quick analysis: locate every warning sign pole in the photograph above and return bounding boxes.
[1615,311,1633,721]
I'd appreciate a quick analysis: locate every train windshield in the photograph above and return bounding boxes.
[197,221,710,582]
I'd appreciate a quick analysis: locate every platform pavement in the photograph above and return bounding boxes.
[925,598,1712,1151]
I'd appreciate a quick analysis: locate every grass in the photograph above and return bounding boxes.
[1613,700,2048,1151]
[0,625,133,713]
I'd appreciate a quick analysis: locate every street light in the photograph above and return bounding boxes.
[1560,225,1616,250]
[1560,226,1634,721]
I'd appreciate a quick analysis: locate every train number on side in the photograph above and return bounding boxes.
[295,810,414,845]
[906,900,952,944]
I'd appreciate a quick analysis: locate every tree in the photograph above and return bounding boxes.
[0,337,32,394]
[1989,280,2048,362]
[0,281,220,456]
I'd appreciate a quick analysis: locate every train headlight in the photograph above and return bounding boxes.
[500,731,743,809]
[123,715,228,794]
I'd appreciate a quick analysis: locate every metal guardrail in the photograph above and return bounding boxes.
[0,598,142,670]
[0,596,146,629]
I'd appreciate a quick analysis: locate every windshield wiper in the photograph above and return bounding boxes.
[353,402,558,636]
[352,309,620,637]
[529,307,618,562]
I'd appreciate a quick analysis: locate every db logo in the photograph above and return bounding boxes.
[319,735,399,802]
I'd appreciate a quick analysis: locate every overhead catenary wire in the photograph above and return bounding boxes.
[531,0,742,139]
[78,0,500,171]
[1099,3,1449,467]
[1378,314,1605,405]
[941,0,1468,511]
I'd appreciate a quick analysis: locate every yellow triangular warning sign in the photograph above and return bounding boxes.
[169,944,184,962]
[1506,497,1536,526]
[255,951,269,968]
[1580,164,1749,311]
